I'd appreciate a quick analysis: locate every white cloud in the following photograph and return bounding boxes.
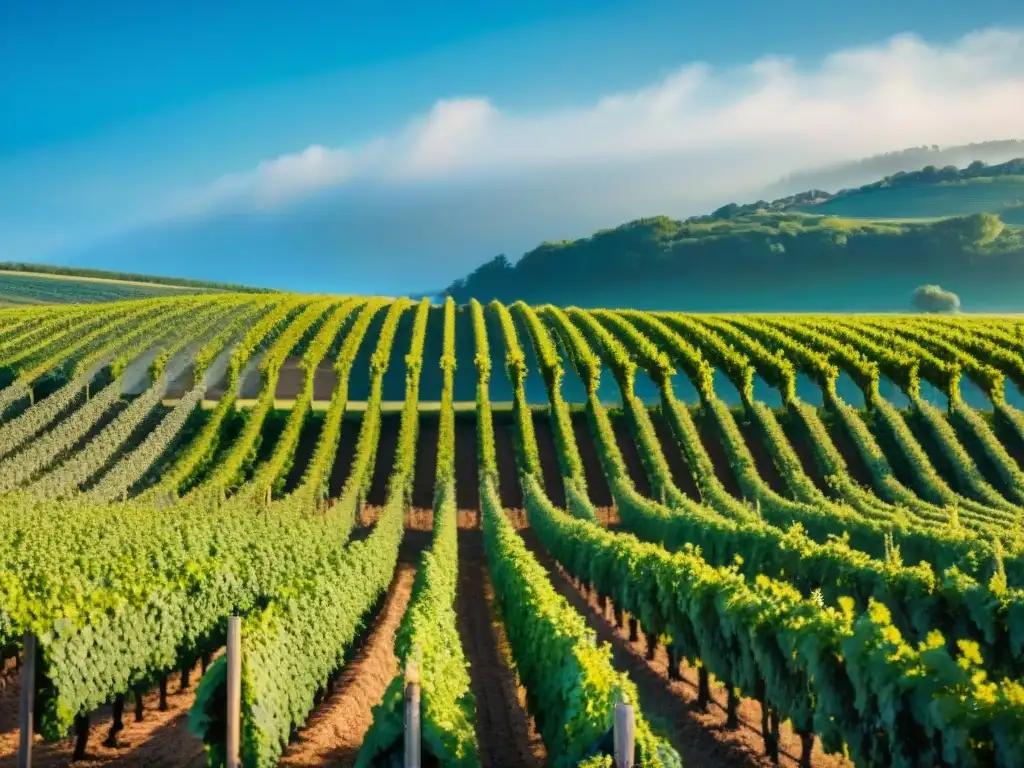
[60,27,1024,296]
[194,26,1024,212]
[184,144,355,213]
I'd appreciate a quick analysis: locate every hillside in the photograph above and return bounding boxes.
[0,262,273,305]
[764,139,1024,198]
[445,158,1024,312]
[794,157,1024,219]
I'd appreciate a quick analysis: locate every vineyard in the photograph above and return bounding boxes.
[1,294,1024,767]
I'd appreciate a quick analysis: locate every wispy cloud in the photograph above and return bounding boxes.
[59,27,1024,295]
[195,27,1024,212]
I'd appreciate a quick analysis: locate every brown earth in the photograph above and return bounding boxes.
[455,528,546,767]
[410,415,439,509]
[492,418,523,508]
[695,408,744,497]
[569,412,613,507]
[365,415,401,507]
[733,415,788,495]
[282,410,323,493]
[609,413,653,496]
[278,564,416,767]
[647,407,702,502]
[453,415,480,512]
[530,413,566,507]
[0,660,208,768]
[779,414,833,495]
[518,528,853,768]
[328,413,362,497]
[821,412,879,489]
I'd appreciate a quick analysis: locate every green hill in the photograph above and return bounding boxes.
[794,158,1024,220]
[445,158,1024,313]
[0,263,274,305]
[764,139,1024,197]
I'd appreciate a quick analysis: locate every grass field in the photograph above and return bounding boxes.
[0,270,212,305]
[798,177,1024,220]
[2,294,1024,767]
[0,263,269,305]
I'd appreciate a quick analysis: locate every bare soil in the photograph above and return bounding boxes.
[454,416,480,511]
[0,660,208,768]
[455,528,546,767]
[569,412,613,506]
[278,564,416,767]
[531,413,566,507]
[365,415,401,506]
[822,412,881,489]
[695,408,744,497]
[609,413,653,496]
[518,528,853,768]
[492,418,523,508]
[283,410,323,493]
[733,416,788,495]
[648,408,702,502]
[328,413,362,497]
[779,415,832,495]
[410,416,439,509]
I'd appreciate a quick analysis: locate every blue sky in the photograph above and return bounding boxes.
[2,0,1024,293]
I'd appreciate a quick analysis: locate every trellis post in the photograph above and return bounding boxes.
[404,661,421,768]
[614,696,635,768]
[18,633,35,768]
[226,616,241,768]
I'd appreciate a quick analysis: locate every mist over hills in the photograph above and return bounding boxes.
[763,139,1024,198]
[39,141,1024,312]
[445,155,1024,312]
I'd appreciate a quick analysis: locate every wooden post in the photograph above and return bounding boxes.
[404,661,421,768]
[614,699,635,768]
[18,634,35,768]
[226,616,242,768]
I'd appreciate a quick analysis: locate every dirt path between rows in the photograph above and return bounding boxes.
[278,563,417,767]
[0,659,207,768]
[648,408,702,502]
[456,528,546,768]
[518,527,852,768]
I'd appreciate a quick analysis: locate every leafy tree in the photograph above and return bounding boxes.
[935,212,1005,248]
[912,284,961,313]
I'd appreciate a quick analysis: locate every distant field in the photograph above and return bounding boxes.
[0,270,212,305]
[0,262,272,304]
[798,177,1024,220]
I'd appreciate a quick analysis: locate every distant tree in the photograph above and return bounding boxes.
[936,212,1005,248]
[973,212,1006,246]
[710,203,741,220]
[444,254,513,300]
[912,284,961,313]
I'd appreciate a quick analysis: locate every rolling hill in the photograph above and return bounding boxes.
[792,158,1024,220]
[446,158,1024,313]
[763,139,1024,199]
